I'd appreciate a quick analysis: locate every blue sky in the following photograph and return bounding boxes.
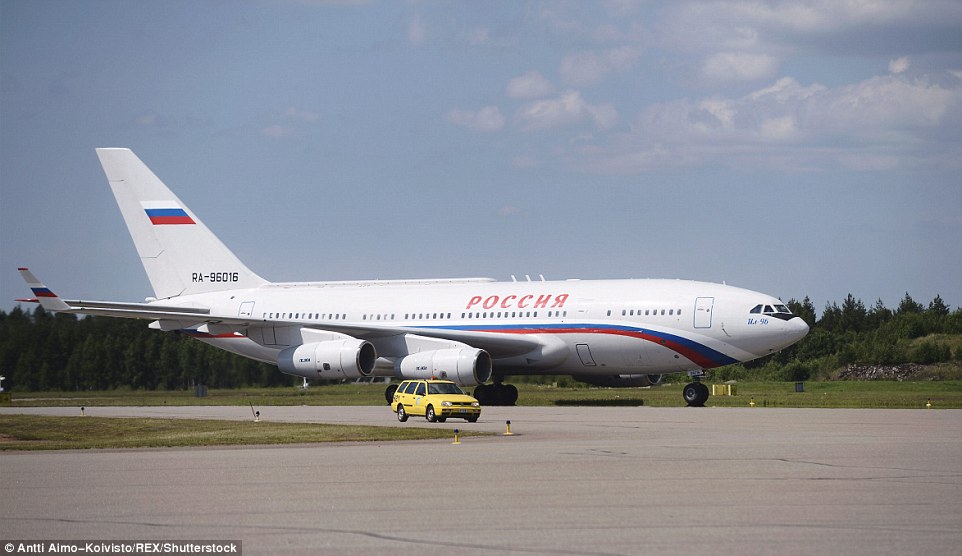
[2,0,961,316]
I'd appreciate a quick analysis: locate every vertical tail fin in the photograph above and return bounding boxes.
[96,148,268,299]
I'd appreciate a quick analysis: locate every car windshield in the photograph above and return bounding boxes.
[428,383,464,395]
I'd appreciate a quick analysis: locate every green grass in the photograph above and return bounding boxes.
[523,381,962,408]
[5,380,961,409]
[0,414,481,451]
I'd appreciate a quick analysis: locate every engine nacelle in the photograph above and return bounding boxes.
[395,348,492,386]
[277,339,377,380]
[573,373,664,388]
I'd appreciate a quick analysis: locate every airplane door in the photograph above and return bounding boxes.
[576,344,597,366]
[694,297,714,328]
[238,301,255,318]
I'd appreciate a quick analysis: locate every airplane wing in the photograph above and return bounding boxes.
[17,268,541,358]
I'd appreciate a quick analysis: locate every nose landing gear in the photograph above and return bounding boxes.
[683,381,710,407]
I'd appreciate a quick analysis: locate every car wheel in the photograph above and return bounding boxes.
[466,415,479,423]
[396,404,408,422]
[426,405,437,423]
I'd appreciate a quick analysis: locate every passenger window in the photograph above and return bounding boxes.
[415,383,426,396]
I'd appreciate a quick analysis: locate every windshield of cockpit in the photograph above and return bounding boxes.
[750,304,792,316]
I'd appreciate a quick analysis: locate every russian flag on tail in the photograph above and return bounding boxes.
[142,201,195,225]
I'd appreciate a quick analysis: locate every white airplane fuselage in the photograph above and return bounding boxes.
[170,277,808,379]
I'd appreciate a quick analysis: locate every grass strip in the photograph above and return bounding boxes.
[0,415,484,451]
[5,381,962,409]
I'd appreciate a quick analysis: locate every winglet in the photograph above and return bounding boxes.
[17,268,73,312]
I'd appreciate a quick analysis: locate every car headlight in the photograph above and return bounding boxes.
[441,401,452,407]
[471,402,480,407]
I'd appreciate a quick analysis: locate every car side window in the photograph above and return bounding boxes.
[415,383,426,396]
[402,382,416,394]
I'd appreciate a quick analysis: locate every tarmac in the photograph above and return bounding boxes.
[2,405,961,555]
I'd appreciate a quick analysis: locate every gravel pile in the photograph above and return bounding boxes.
[839,364,924,381]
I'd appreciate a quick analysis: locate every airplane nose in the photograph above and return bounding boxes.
[787,316,810,343]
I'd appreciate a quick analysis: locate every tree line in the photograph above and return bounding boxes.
[1,292,960,391]
[718,293,962,382]
[0,306,285,391]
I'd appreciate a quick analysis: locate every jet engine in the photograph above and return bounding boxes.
[395,348,492,386]
[277,339,377,380]
[573,373,664,388]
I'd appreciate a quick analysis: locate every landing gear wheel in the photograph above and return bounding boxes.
[502,384,519,406]
[426,405,438,423]
[474,383,518,406]
[396,405,408,422]
[683,382,710,407]
[385,383,399,404]
[474,384,490,405]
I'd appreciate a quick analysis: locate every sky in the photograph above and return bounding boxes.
[2,0,961,317]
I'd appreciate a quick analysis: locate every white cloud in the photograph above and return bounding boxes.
[506,71,555,99]
[134,113,157,126]
[497,205,522,217]
[560,46,642,86]
[812,75,959,138]
[407,16,426,45]
[262,125,292,139]
[758,116,797,140]
[445,106,505,133]
[467,27,490,46]
[586,103,618,130]
[515,90,618,132]
[889,56,911,74]
[284,107,319,122]
[702,52,778,81]
[568,71,962,173]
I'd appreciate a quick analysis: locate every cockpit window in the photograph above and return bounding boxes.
[751,304,794,315]
[750,303,796,320]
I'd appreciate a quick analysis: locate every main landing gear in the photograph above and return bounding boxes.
[474,380,518,406]
[682,379,710,407]
[384,383,399,404]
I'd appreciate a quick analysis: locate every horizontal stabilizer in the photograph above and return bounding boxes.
[18,268,72,312]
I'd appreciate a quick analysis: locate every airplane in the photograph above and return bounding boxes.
[18,148,809,407]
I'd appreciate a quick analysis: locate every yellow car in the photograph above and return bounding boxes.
[392,379,481,423]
